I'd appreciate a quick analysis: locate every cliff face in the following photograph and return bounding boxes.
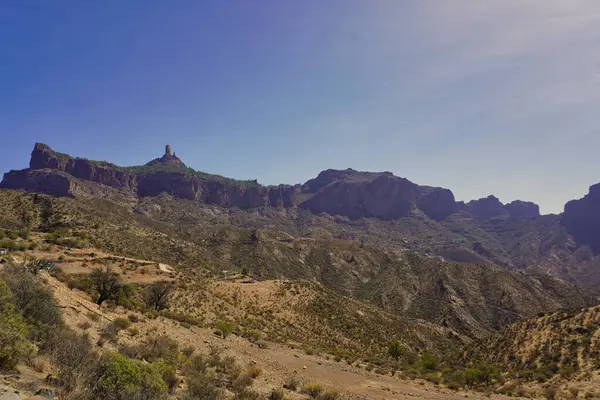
[463,196,540,220]
[2,143,543,223]
[29,143,138,190]
[298,169,458,221]
[563,183,600,253]
[3,143,299,209]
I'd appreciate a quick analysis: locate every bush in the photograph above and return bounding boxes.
[86,310,101,322]
[1,264,63,341]
[46,330,96,392]
[143,335,179,363]
[421,353,439,371]
[155,360,179,393]
[464,364,498,387]
[184,374,223,400]
[443,369,466,389]
[302,383,324,398]
[120,335,179,364]
[269,388,285,400]
[113,317,131,330]
[216,321,233,339]
[98,321,124,345]
[319,389,341,400]
[0,280,33,369]
[246,365,262,379]
[92,353,168,400]
[283,375,301,391]
[127,313,140,323]
[388,341,406,362]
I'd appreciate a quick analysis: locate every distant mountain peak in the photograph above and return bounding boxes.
[145,144,186,168]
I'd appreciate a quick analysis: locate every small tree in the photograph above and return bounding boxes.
[90,266,122,306]
[145,281,174,311]
[216,321,233,339]
[388,341,406,362]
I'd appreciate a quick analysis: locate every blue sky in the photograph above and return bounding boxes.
[2,1,600,214]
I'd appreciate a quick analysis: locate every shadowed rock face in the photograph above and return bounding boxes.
[563,183,600,253]
[4,143,548,223]
[506,200,540,219]
[298,169,459,221]
[463,196,541,220]
[2,143,299,209]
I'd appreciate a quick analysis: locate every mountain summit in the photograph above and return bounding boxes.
[145,144,186,168]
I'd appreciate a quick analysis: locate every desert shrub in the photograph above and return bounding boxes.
[142,335,179,363]
[283,375,301,391]
[92,353,168,400]
[234,389,261,400]
[442,369,466,389]
[138,363,169,400]
[182,346,195,358]
[46,330,96,392]
[120,335,179,364]
[319,389,341,400]
[232,373,254,392]
[127,327,140,337]
[183,374,223,400]
[420,353,439,371]
[77,321,92,330]
[113,284,140,310]
[559,364,575,379]
[302,383,324,398]
[216,321,233,339]
[269,388,285,400]
[98,321,126,345]
[388,341,406,362]
[0,280,33,370]
[544,386,557,400]
[154,360,179,393]
[127,313,140,323]
[113,317,131,330]
[246,365,262,379]
[1,264,63,341]
[464,364,498,387]
[145,281,174,311]
[86,310,101,322]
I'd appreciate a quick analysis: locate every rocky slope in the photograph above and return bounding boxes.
[0,189,594,342]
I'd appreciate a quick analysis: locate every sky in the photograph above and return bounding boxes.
[2,1,600,214]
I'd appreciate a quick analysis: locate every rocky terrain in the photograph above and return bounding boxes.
[3,143,600,399]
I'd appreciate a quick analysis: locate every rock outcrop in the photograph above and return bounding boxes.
[563,183,600,253]
[2,143,544,223]
[505,200,540,219]
[2,143,298,209]
[298,169,458,221]
[145,144,187,168]
[463,196,540,220]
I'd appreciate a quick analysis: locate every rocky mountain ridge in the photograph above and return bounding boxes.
[2,143,543,223]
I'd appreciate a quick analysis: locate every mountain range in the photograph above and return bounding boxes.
[3,142,600,290]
